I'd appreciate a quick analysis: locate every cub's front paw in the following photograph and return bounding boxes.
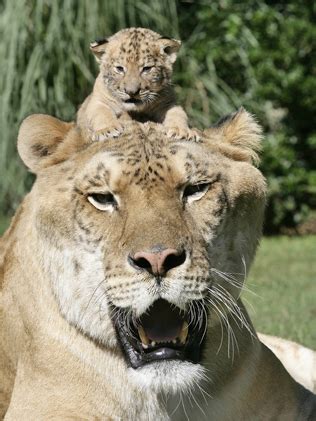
[165,127,201,142]
[91,123,124,141]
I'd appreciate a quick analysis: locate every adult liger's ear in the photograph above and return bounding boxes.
[158,37,181,63]
[90,37,108,62]
[204,108,263,166]
[17,114,84,173]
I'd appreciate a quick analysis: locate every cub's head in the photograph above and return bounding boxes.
[90,27,181,111]
[18,110,266,394]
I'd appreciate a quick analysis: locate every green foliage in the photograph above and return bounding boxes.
[176,1,315,232]
[0,214,10,236]
[0,0,315,232]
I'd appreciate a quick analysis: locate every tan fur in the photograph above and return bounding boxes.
[204,107,263,166]
[259,333,316,393]
[1,111,315,420]
[77,27,199,142]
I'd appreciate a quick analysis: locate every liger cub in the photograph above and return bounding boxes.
[77,27,199,141]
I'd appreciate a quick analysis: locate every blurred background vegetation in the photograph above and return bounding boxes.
[0,0,315,233]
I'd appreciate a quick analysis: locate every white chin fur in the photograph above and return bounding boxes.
[127,360,206,395]
[122,102,142,111]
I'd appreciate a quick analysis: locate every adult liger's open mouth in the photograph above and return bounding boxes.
[111,299,207,369]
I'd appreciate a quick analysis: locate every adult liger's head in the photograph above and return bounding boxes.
[17,110,266,392]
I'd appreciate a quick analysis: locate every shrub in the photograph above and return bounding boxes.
[176,1,315,232]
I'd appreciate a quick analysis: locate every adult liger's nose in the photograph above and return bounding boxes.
[129,247,187,276]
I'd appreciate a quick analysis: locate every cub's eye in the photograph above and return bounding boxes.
[88,193,118,212]
[142,65,154,73]
[114,66,125,73]
[182,183,210,204]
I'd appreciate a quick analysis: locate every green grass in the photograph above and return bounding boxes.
[1,215,314,349]
[244,236,316,349]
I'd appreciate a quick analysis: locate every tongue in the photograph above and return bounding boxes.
[140,299,184,342]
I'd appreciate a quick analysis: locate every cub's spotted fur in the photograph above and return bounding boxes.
[77,27,198,141]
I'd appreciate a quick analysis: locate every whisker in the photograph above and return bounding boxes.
[180,390,190,421]
[213,285,256,339]
[207,295,238,360]
[210,268,256,296]
[208,298,224,355]
[77,279,107,326]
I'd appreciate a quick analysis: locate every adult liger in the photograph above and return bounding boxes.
[1,110,315,420]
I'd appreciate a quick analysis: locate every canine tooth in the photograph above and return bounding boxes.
[172,339,177,344]
[138,326,149,346]
[142,343,148,349]
[179,321,189,344]
[151,341,156,346]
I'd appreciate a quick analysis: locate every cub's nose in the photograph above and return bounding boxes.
[129,247,186,276]
[125,86,140,96]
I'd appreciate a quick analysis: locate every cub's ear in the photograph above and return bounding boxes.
[204,108,263,166]
[90,37,108,62]
[158,37,181,63]
[17,114,84,173]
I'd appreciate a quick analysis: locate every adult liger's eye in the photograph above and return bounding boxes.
[88,193,118,211]
[182,183,210,203]
[142,66,154,73]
